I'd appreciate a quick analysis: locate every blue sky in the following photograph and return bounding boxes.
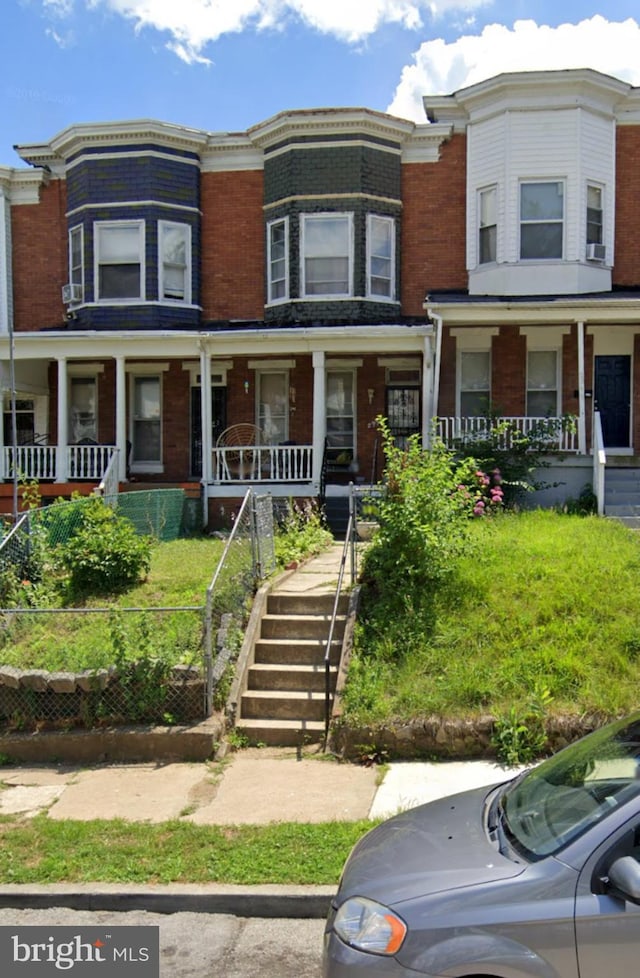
[3,1,640,167]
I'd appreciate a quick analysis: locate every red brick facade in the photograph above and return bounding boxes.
[12,180,67,332]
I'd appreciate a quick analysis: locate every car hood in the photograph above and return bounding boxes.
[337,783,525,908]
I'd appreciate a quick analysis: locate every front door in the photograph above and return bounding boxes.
[190,386,227,477]
[594,356,631,448]
[386,387,421,449]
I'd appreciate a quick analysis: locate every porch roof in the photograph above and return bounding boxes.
[425,289,640,325]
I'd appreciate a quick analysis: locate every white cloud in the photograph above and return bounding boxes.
[387,16,640,122]
[80,0,489,61]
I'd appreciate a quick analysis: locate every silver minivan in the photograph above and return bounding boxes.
[323,712,640,978]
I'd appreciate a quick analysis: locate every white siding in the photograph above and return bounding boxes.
[467,105,615,294]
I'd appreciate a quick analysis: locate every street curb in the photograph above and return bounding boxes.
[0,884,335,918]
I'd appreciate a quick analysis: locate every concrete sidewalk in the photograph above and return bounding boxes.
[0,748,520,823]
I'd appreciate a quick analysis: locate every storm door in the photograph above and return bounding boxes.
[385,387,421,449]
[594,355,631,448]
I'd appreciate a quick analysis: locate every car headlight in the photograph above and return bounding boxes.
[333,896,407,955]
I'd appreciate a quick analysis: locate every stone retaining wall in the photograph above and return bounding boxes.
[331,713,606,761]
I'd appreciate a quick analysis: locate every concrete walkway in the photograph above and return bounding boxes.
[0,749,521,823]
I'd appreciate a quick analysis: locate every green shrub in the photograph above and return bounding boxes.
[55,498,152,596]
[274,499,333,567]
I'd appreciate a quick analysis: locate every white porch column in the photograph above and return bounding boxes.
[116,356,127,482]
[55,357,68,482]
[0,186,12,483]
[200,345,212,484]
[312,350,326,488]
[577,320,587,455]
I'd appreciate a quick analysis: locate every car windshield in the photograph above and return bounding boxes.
[500,714,640,858]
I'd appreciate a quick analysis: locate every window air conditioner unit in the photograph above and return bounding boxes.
[62,283,83,304]
[586,243,606,262]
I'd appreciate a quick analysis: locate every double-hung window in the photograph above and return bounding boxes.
[301,213,353,297]
[267,218,289,303]
[258,371,288,444]
[69,225,84,301]
[367,215,395,299]
[459,351,491,416]
[131,375,161,469]
[69,377,97,444]
[159,221,190,302]
[520,181,564,260]
[326,370,355,463]
[95,220,144,300]
[527,351,558,416]
[478,186,497,264]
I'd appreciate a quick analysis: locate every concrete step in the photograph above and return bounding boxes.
[240,689,327,721]
[235,718,326,746]
[247,662,337,693]
[267,592,349,616]
[605,505,640,517]
[607,515,640,529]
[260,613,346,640]
[254,638,342,666]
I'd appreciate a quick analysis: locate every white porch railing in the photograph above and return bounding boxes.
[68,444,116,480]
[93,447,121,501]
[212,444,313,483]
[436,416,579,453]
[3,445,57,481]
[3,444,117,482]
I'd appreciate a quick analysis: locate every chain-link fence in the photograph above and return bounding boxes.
[30,489,193,547]
[204,492,276,713]
[0,489,277,731]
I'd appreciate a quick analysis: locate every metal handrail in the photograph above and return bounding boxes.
[323,509,355,746]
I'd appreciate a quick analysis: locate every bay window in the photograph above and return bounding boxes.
[301,213,353,297]
[520,181,564,260]
[159,221,190,302]
[267,218,289,303]
[367,215,395,299]
[95,220,144,300]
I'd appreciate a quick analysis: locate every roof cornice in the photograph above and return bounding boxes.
[424,68,633,130]
[248,107,416,149]
[0,165,48,204]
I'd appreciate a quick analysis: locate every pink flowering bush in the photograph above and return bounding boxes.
[456,468,504,517]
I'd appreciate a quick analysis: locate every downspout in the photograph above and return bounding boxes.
[427,312,443,449]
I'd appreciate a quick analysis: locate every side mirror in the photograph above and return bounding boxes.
[607,857,640,904]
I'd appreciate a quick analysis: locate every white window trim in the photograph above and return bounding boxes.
[68,374,99,444]
[457,349,491,417]
[366,214,396,301]
[526,349,560,417]
[586,181,604,246]
[128,371,163,474]
[158,220,191,304]
[68,224,84,301]
[267,216,289,305]
[256,369,290,444]
[300,212,354,299]
[94,219,145,303]
[519,180,565,262]
[325,367,357,462]
[478,185,497,266]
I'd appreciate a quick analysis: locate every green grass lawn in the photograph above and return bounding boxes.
[0,537,226,671]
[343,510,640,723]
[0,815,372,885]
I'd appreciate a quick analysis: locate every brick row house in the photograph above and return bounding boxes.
[2,67,640,524]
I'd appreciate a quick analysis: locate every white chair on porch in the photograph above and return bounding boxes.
[215,424,264,480]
